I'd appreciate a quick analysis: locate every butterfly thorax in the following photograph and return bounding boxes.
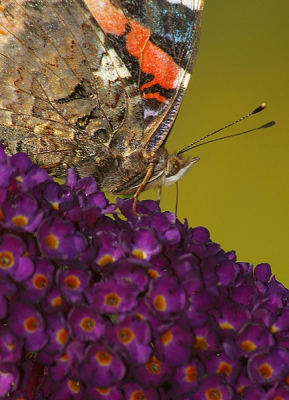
[96,146,200,196]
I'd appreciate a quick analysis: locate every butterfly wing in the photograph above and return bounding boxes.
[0,0,144,176]
[88,0,204,154]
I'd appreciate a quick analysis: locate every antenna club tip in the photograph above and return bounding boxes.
[253,103,267,114]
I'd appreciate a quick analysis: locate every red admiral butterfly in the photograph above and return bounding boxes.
[0,0,203,212]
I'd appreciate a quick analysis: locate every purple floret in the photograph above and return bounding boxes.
[0,148,288,399]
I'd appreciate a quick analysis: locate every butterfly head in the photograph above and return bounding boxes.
[145,147,200,190]
[161,153,200,187]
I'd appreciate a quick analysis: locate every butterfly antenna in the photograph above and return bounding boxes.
[177,103,267,156]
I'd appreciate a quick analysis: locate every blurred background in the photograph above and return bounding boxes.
[134,0,289,285]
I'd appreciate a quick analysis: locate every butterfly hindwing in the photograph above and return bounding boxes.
[0,0,144,173]
[0,0,204,197]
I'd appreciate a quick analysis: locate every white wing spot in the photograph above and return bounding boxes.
[167,0,204,10]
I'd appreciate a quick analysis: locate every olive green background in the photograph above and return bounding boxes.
[137,0,289,286]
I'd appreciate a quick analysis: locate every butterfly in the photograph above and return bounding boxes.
[0,0,203,212]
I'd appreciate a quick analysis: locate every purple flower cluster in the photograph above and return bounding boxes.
[0,145,289,399]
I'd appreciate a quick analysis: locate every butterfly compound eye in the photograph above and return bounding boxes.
[166,156,181,178]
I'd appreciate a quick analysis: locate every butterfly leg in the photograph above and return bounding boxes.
[157,186,162,204]
[133,163,156,215]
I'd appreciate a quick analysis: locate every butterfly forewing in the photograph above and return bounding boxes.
[86,0,204,152]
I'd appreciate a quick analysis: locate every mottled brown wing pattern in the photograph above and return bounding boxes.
[0,0,144,176]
